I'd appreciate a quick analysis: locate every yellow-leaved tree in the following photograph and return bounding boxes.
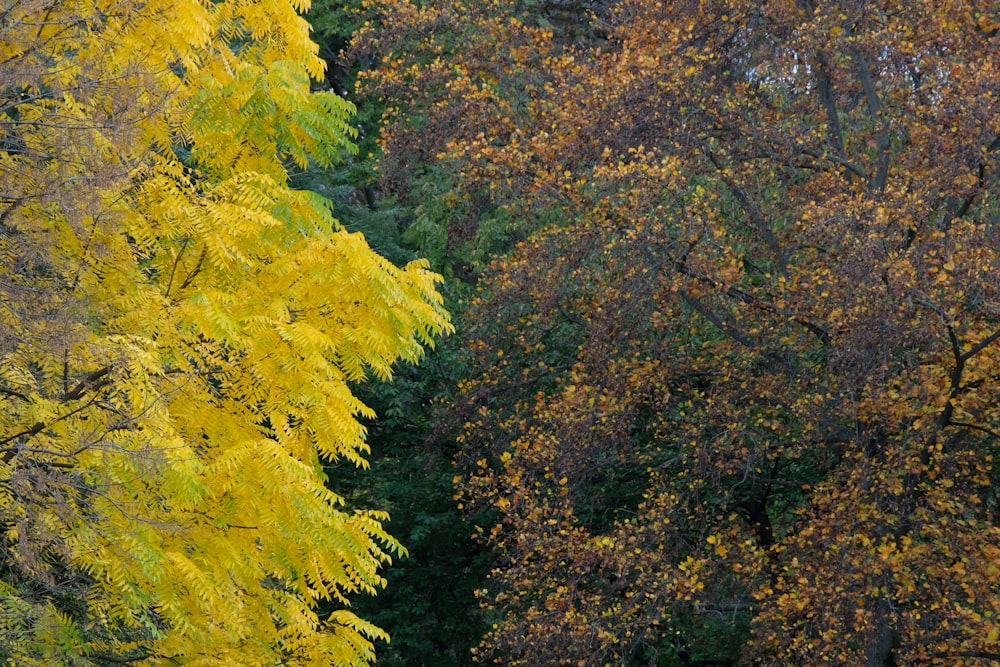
[0,0,451,664]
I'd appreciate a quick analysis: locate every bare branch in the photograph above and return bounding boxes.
[814,50,854,184]
[680,290,756,348]
[0,392,103,461]
[164,236,191,298]
[0,385,29,402]
[961,327,1000,362]
[63,366,110,402]
[794,145,869,182]
[944,421,1000,440]
[928,652,1000,662]
[693,600,757,615]
[703,148,788,274]
[178,248,206,290]
[848,43,891,192]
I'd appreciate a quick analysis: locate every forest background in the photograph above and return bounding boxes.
[1,0,999,665]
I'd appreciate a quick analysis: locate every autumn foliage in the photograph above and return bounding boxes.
[0,0,449,664]
[356,0,1000,664]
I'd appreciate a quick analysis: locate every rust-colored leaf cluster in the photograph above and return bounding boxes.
[357,0,1000,663]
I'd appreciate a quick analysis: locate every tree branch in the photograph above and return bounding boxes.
[674,259,830,346]
[912,295,962,403]
[962,327,1000,362]
[944,421,1000,440]
[0,421,46,452]
[848,42,891,192]
[179,248,206,290]
[89,653,153,666]
[928,652,1000,662]
[0,385,29,401]
[164,236,191,298]
[692,600,757,615]
[814,50,854,184]
[703,148,788,274]
[63,366,110,402]
[680,290,756,348]
[794,145,869,182]
[0,393,103,462]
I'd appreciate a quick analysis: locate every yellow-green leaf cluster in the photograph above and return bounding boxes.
[0,0,451,663]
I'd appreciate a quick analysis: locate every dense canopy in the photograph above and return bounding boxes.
[0,0,449,663]
[3,0,999,664]
[354,0,1000,663]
